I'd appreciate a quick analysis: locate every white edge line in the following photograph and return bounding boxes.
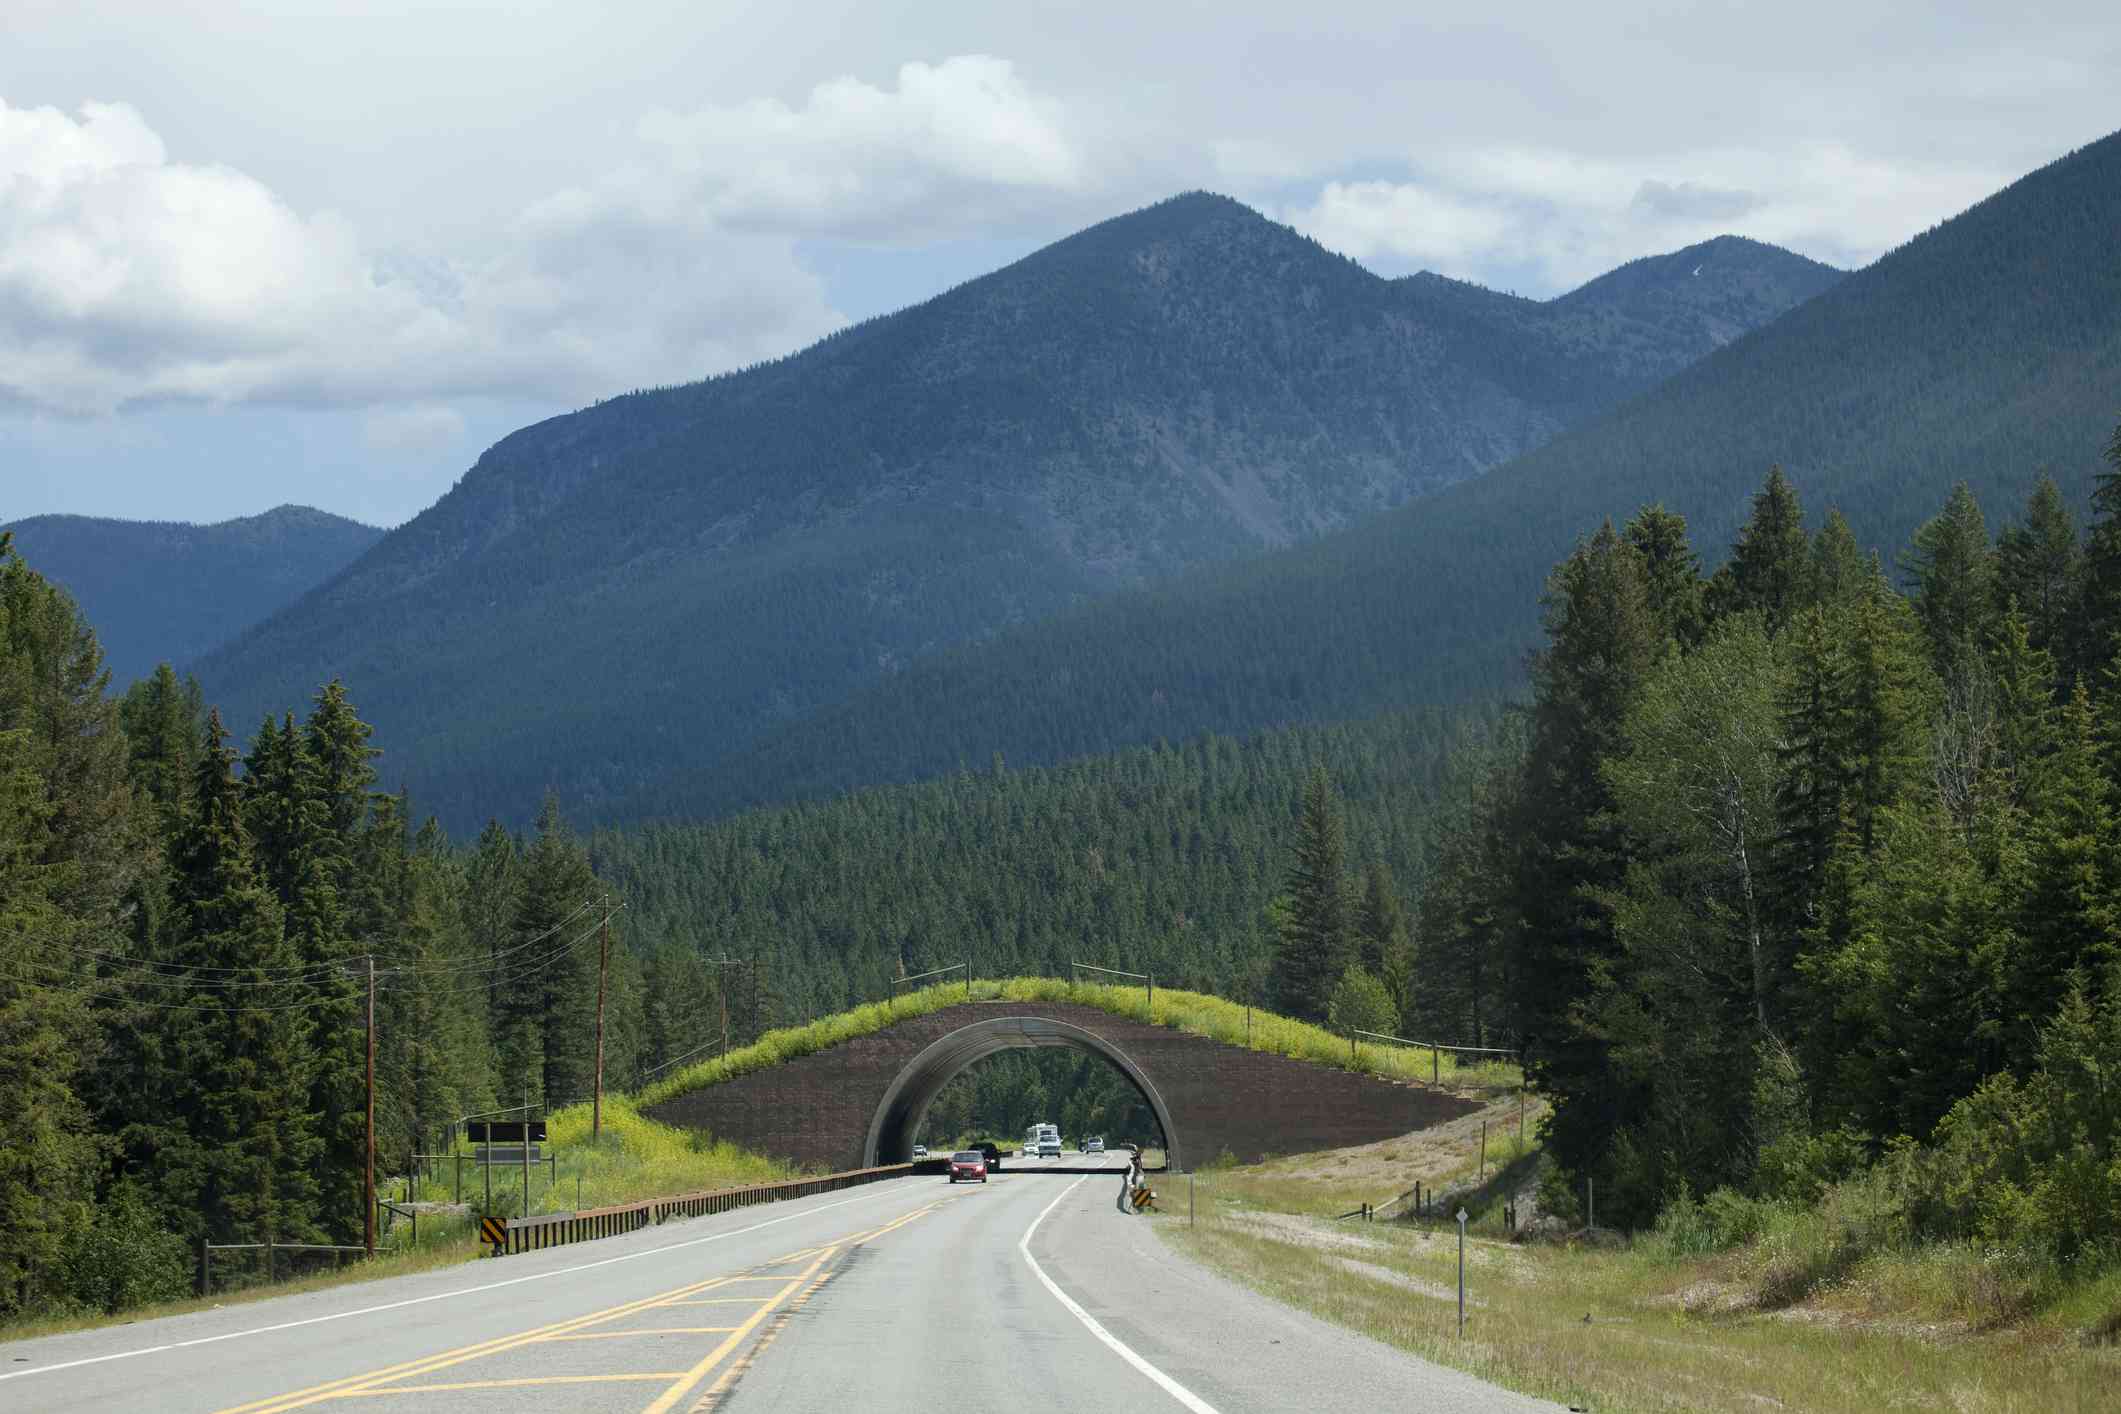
[0,1181,929,1385]
[1019,1173,1221,1414]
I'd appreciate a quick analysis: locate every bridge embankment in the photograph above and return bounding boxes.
[641,999,1483,1172]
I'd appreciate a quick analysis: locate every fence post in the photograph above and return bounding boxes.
[1456,1207,1468,1337]
[266,1239,276,1285]
[1480,1121,1488,1183]
[1432,1044,1439,1085]
[198,1238,210,1298]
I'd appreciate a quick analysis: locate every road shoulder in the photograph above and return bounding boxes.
[1035,1176,1564,1413]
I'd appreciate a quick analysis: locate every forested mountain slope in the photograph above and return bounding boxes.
[588,702,1505,1027]
[695,130,2121,811]
[0,506,381,686]
[194,195,1833,828]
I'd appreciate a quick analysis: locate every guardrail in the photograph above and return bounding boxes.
[491,1161,920,1256]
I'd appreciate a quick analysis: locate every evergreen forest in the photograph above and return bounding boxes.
[1423,430,2121,1259]
[5,415,2119,1320]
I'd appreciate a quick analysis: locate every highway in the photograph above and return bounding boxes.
[0,1152,1559,1413]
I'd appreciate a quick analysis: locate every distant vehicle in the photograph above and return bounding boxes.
[1085,1137,1104,1154]
[1034,1123,1061,1158]
[912,1144,928,1159]
[948,1151,988,1183]
[978,1142,1001,1171]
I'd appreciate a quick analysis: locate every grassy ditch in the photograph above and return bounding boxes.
[3,1100,800,1345]
[636,976,1519,1112]
[0,1216,486,1344]
[405,1095,792,1219]
[1160,1099,2121,1413]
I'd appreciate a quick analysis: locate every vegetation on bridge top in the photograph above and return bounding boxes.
[633,977,1520,1111]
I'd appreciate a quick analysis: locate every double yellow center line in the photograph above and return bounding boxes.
[216,1202,940,1413]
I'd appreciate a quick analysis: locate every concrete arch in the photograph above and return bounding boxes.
[862,1015,1180,1169]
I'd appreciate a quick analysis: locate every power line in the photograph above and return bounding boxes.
[9,901,623,1012]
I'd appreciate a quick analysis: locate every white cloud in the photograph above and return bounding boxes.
[0,60,1120,421]
[0,97,846,418]
[1284,180,1516,270]
[1284,141,2011,294]
[634,55,1094,243]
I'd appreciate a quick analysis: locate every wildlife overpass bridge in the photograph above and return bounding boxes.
[642,999,1483,1172]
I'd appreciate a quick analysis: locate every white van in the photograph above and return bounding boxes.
[1034,1123,1061,1158]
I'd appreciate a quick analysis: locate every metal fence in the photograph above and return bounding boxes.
[197,1240,367,1297]
[1348,1028,1517,1084]
[488,1160,918,1256]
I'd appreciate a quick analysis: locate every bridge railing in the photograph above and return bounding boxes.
[493,1161,920,1257]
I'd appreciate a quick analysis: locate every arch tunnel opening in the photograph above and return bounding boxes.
[864,1016,1178,1170]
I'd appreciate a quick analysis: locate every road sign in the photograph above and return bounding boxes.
[476,1145,542,1165]
[479,1216,507,1248]
[468,1120,545,1143]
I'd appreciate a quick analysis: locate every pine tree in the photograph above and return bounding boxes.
[1772,604,1847,941]
[159,712,321,1247]
[1624,504,1704,647]
[1908,482,1999,670]
[1841,562,1935,854]
[1988,605,2059,808]
[1995,476,2082,664]
[1511,522,1662,1177]
[1810,509,1870,610]
[506,796,601,1107]
[117,664,203,834]
[1270,766,1351,1023]
[1707,467,1809,635]
[2012,682,2119,1055]
[2077,423,2121,684]
[1352,859,1407,981]
[0,538,129,1314]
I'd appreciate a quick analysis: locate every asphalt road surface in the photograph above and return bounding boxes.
[1,1151,1560,1413]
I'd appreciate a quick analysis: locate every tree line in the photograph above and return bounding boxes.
[1,521,1494,1319]
[0,537,743,1317]
[1414,425,2121,1247]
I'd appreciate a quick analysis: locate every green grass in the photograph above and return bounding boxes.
[636,977,1519,1111]
[0,1219,486,1344]
[404,1095,793,1218]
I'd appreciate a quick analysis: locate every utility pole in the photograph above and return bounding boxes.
[592,902,611,1143]
[364,955,377,1259]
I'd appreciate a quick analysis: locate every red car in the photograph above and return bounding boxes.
[948,1150,988,1183]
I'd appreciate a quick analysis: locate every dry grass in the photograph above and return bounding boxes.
[1161,1104,2121,1414]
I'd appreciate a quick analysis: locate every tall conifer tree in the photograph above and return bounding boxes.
[1270,767,1351,1023]
[1707,467,1809,635]
[160,712,321,1247]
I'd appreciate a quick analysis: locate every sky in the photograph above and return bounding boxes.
[2,1,2114,529]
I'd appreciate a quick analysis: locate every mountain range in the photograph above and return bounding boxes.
[690,129,2121,815]
[187,195,1835,827]
[178,196,1841,831]
[1,506,383,687]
